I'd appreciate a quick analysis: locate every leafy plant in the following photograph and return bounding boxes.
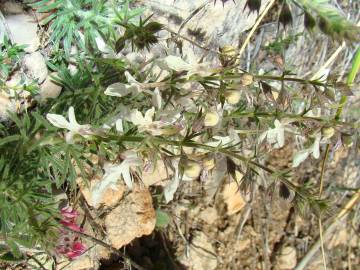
[116,15,163,52]
[0,38,25,82]
[27,0,144,56]
[294,0,360,41]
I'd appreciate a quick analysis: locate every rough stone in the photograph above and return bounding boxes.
[40,73,63,100]
[142,159,171,186]
[56,254,99,270]
[180,232,218,270]
[77,176,126,209]
[277,246,297,270]
[199,207,218,224]
[0,1,23,14]
[23,52,48,83]
[223,181,247,215]
[104,186,156,249]
[5,13,40,53]
[138,0,270,61]
[0,92,16,121]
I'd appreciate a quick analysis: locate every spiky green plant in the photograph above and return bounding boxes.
[27,0,144,56]
[0,38,25,82]
[294,0,359,41]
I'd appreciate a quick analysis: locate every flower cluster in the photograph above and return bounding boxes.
[55,207,86,260]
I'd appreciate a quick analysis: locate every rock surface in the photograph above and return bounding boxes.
[105,186,156,249]
[223,181,247,215]
[78,176,126,209]
[0,92,16,121]
[40,73,63,100]
[23,52,48,83]
[180,231,218,270]
[142,159,171,186]
[277,246,297,270]
[138,0,270,61]
[0,1,23,15]
[5,13,40,53]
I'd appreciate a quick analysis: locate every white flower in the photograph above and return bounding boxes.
[292,133,321,167]
[126,107,182,136]
[128,107,155,128]
[156,56,192,72]
[91,151,142,206]
[164,160,180,203]
[258,119,285,149]
[46,106,92,143]
[104,71,142,97]
[157,55,213,77]
[152,88,162,109]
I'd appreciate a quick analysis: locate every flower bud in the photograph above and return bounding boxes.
[219,45,237,66]
[204,111,220,127]
[321,127,335,139]
[184,160,202,179]
[240,74,253,86]
[342,134,353,147]
[224,90,241,104]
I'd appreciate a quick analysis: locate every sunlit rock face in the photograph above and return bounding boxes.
[135,0,269,61]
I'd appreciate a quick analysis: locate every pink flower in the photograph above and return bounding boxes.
[56,206,86,260]
[60,220,83,232]
[60,206,79,220]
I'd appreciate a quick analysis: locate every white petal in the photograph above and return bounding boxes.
[95,35,112,54]
[121,163,133,189]
[124,71,138,84]
[46,113,71,129]
[164,169,180,203]
[65,131,75,144]
[274,119,282,128]
[312,133,321,159]
[152,88,162,109]
[276,127,285,148]
[129,110,145,126]
[91,163,124,206]
[144,107,155,123]
[292,149,311,167]
[157,56,192,72]
[258,131,268,145]
[104,83,134,97]
[115,119,123,132]
[68,107,78,127]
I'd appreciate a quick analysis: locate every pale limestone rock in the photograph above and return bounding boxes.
[223,181,246,215]
[1,1,23,14]
[277,246,297,270]
[56,254,99,270]
[77,176,126,209]
[138,0,270,60]
[5,13,40,53]
[199,207,218,224]
[40,73,63,100]
[180,232,218,270]
[5,71,31,88]
[142,159,171,186]
[0,92,16,121]
[23,52,48,83]
[105,186,156,249]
